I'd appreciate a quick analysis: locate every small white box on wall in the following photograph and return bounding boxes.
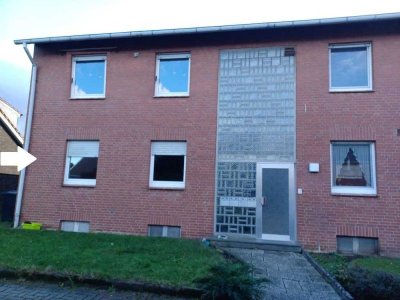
[309,163,320,173]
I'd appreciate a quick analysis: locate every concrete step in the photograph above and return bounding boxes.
[207,236,302,253]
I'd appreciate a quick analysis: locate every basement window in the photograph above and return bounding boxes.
[149,141,186,189]
[148,225,181,238]
[155,53,191,97]
[337,236,378,255]
[71,55,106,99]
[61,221,90,233]
[64,141,99,187]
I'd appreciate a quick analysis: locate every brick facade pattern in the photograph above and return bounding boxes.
[21,32,400,255]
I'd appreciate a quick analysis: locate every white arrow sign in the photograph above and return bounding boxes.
[0,146,37,171]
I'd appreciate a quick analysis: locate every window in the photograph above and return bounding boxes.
[61,221,90,233]
[64,141,99,186]
[331,142,376,195]
[150,141,187,189]
[148,225,181,238]
[71,55,106,98]
[337,236,378,255]
[329,43,372,91]
[155,53,191,97]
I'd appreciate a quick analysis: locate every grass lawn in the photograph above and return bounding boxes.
[311,253,400,299]
[351,256,400,276]
[310,253,400,277]
[310,253,350,279]
[0,226,224,287]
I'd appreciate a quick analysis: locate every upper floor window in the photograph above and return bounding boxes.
[64,140,99,187]
[155,53,191,97]
[71,55,106,99]
[329,43,372,92]
[331,142,376,196]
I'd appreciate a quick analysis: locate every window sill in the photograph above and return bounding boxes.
[70,97,106,100]
[153,95,190,99]
[331,191,377,197]
[63,183,96,188]
[149,186,185,191]
[329,89,374,93]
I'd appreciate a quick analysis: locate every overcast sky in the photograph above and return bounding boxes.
[0,0,399,132]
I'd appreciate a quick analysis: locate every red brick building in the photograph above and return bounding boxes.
[15,13,400,255]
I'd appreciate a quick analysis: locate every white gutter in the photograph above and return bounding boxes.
[14,43,37,228]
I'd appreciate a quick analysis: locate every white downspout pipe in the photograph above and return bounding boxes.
[13,43,37,228]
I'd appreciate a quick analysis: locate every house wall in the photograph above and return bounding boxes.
[296,33,400,256]
[22,46,219,237]
[0,124,19,176]
[21,30,400,254]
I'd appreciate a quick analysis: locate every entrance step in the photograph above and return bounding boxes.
[207,236,302,253]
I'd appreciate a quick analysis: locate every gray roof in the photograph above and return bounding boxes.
[14,12,400,45]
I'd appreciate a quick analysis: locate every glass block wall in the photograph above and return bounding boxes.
[215,47,295,236]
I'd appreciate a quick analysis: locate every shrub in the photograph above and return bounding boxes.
[344,266,400,300]
[195,262,268,300]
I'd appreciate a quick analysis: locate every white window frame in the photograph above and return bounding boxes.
[71,55,107,99]
[149,141,187,189]
[330,142,377,196]
[329,43,372,92]
[154,53,191,97]
[64,140,99,187]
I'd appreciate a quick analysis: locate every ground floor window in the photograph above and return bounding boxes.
[64,140,99,186]
[331,142,376,195]
[149,141,186,189]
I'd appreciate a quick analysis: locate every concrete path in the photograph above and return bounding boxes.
[0,279,182,300]
[224,248,342,300]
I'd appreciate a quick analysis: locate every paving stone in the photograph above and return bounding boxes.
[0,280,183,300]
[282,278,303,292]
[224,248,342,300]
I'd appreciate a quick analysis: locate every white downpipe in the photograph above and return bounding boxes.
[13,44,37,228]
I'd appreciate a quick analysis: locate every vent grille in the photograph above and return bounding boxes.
[284,47,296,56]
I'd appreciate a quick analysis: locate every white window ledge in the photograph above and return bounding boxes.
[331,186,377,196]
[149,181,185,190]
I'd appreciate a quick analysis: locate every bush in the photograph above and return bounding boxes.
[343,266,400,300]
[195,262,267,300]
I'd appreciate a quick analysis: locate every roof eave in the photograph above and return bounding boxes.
[14,12,400,45]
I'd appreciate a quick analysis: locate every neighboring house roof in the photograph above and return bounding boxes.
[14,12,400,45]
[0,97,21,128]
[0,98,23,146]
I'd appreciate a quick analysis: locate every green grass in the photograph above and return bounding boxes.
[0,227,224,287]
[311,253,400,277]
[350,257,400,276]
[310,253,350,279]
[310,253,400,299]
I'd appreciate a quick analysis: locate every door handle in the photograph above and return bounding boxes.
[260,197,267,206]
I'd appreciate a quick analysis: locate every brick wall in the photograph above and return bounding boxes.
[22,46,219,237]
[21,31,400,255]
[296,34,400,256]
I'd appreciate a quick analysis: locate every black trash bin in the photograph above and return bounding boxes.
[0,191,16,222]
